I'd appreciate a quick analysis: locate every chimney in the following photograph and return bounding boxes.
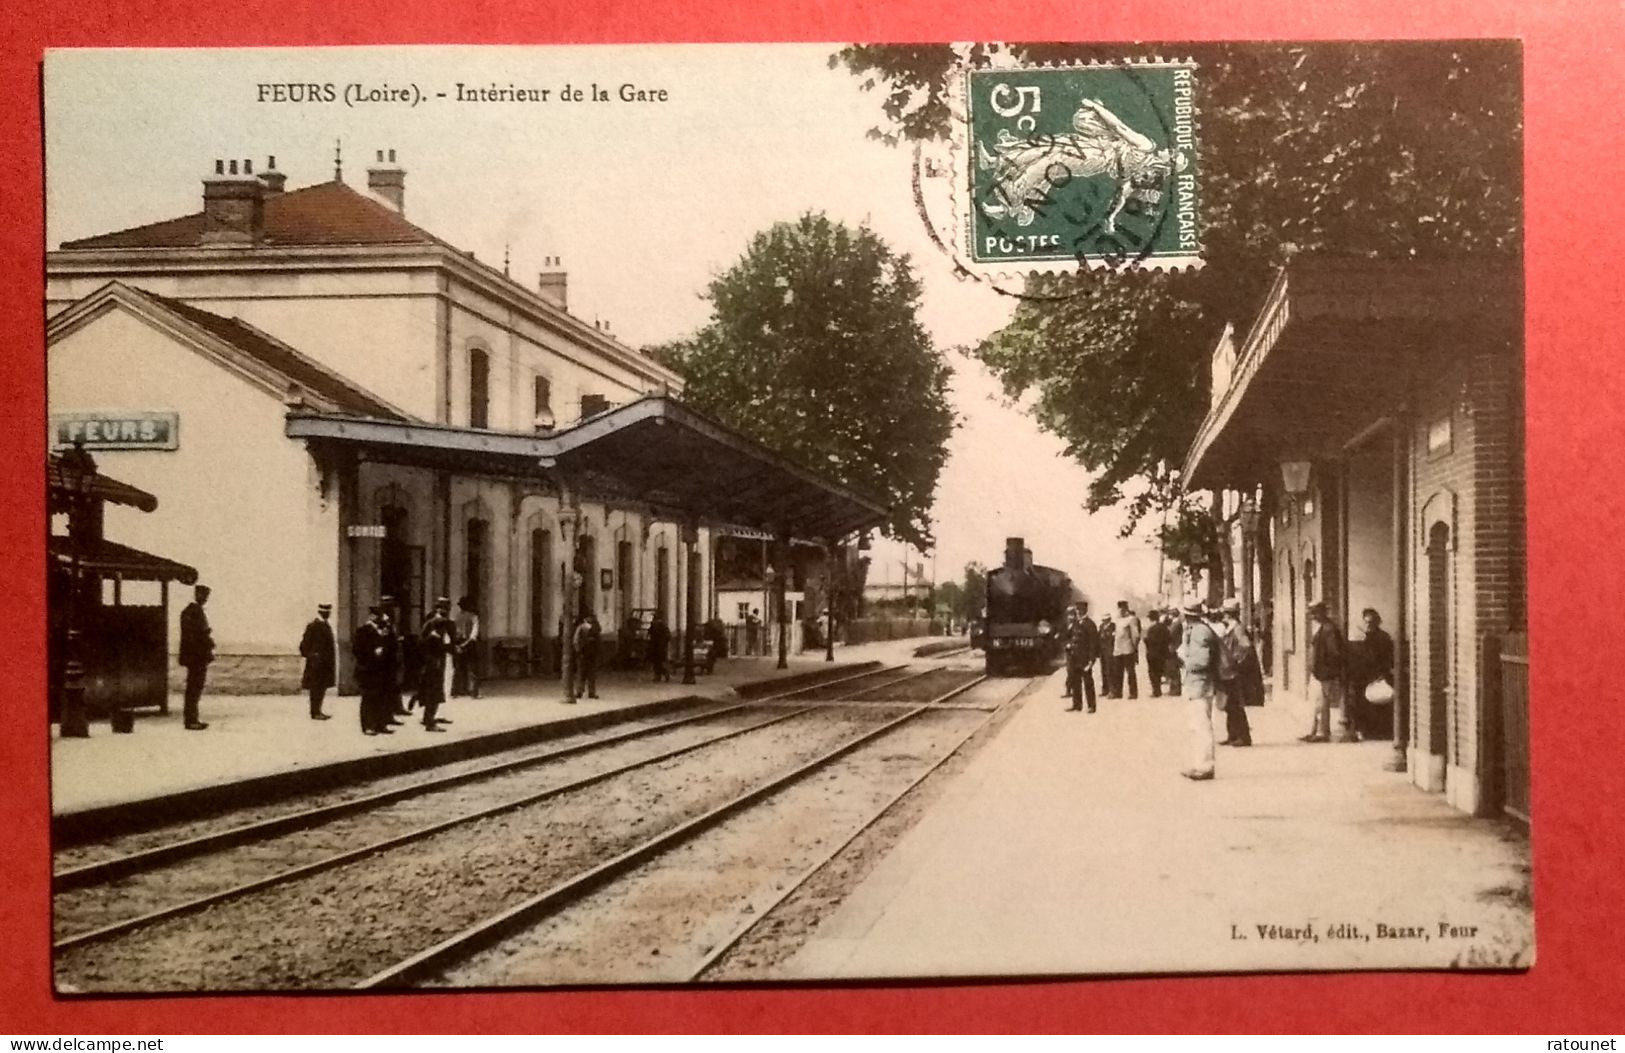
[367,148,405,213]
[200,157,265,245]
[1003,537,1026,571]
[259,154,287,196]
[537,256,568,311]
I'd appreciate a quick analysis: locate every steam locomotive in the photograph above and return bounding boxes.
[982,537,1076,677]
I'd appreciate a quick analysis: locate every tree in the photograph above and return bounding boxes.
[653,213,956,550]
[962,561,988,620]
[838,42,1521,529]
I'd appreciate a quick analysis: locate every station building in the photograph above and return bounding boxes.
[1182,257,1527,819]
[46,153,884,694]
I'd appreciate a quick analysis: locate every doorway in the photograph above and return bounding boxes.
[1427,521,1452,759]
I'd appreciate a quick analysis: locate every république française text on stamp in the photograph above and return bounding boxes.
[962,60,1201,273]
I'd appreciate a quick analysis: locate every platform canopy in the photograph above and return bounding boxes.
[48,535,199,585]
[1182,258,1521,491]
[47,451,159,514]
[287,394,889,541]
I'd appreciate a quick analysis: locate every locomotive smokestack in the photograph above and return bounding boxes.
[1004,537,1026,571]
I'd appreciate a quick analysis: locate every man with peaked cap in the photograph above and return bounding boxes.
[352,600,394,736]
[177,584,214,730]
[299,603,337,720]
[417,597,457,732]
[1064,601,1100,713]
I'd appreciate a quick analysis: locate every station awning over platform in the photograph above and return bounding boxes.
[1182,258,1521,491]
[47,452,160,514]
[49,536,199,585]
[286,395,889,540]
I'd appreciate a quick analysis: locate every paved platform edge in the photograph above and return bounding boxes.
[52,661,883,845]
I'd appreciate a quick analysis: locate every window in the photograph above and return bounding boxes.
[580,393,609,420]
[466,518,488,612]
[737,602,750,620]
[534,374,553,430]
[469,348,490,429]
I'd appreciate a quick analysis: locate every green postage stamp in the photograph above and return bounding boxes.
[964,60,1201,272]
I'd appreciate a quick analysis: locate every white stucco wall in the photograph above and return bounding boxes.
[48,304,337,657]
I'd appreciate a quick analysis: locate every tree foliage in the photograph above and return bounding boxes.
[654,213,956,550]
[837,42,1522,529]
[962,560,988,619]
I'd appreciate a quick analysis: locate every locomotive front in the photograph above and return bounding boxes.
[982,537,1070,676]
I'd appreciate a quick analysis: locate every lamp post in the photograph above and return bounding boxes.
[57,442,97,739]
[824,541,836,663]
[773,539,789,670]
[1239,496,1260,629]
[558,503,582,704]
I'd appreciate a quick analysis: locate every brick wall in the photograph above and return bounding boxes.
[1408,346,1524,798]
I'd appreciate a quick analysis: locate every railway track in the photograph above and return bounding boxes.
[54,664,996,992]
[369,669,991,988]
[53,664,911,949]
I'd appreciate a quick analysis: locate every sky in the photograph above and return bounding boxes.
[44,44,1162,602]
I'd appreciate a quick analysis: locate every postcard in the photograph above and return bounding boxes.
[42,41,1531,993]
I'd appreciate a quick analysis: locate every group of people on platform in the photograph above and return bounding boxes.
[1057,597,1395,782]
[299,596,482,735]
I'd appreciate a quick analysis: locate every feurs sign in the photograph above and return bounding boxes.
[52,412,178,450]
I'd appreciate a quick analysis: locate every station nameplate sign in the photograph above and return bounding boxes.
[52,412,178,450]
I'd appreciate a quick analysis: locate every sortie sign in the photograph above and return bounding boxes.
[52,412,178,450]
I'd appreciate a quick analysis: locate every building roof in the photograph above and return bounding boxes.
[1182,257,1522,490]
[48,282,409,420]
[60,180,436,250]
[286,395,890,541]
[52,176,682,388]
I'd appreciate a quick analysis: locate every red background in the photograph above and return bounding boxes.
[2,0,1621,1034]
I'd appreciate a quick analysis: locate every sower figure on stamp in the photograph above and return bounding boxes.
[1065,602,1100,713]
[299,602,336,721]
[177,584,214,731]
[1177,600,1222,780]
[417,597,456,732]
[1216,598,1254,748]
[352,602,392,736]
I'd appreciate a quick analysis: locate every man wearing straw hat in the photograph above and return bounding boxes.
[298,602,336,721]
[1176,599,1222,780]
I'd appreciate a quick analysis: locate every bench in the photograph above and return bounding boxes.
[489,638,531,680]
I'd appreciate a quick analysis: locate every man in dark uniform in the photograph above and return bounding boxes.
[648,610,672,682]
[299,602,336,720]
[379,600,406,725]
[352,602,393,736]
[572,613,601,698]
[177,584,214,730]
[1144,611,1170,698]
[1065,602,1100,713]
[418,597,457,732]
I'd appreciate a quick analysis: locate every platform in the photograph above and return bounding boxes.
[784,670,1535,978]
[49,640,931,824]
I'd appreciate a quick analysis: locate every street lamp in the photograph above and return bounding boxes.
[824,541,836,663]
[1239,496,1260,628]
[558,506,582,704]
[57,442,97,739]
